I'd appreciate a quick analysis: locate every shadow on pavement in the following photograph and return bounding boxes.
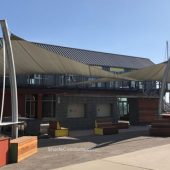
[38,129,149,148]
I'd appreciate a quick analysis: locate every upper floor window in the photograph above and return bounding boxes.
[27,74,43,85]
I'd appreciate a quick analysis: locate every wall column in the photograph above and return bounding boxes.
[37,94,43,119]
[113,98,119,123]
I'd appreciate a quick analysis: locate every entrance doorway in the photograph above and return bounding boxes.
[117,98,129,121]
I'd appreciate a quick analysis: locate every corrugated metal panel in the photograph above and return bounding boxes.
[35,43,154,69]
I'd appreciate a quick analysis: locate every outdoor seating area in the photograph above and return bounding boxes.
[1,125,169,170]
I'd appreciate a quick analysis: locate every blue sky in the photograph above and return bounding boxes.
[0,0,170,64]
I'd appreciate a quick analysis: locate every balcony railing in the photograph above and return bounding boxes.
[0,74,165,94]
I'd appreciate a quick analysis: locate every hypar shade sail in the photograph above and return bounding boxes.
[73,62,168,84]
[123,62,166,81]
[0,34,127,80]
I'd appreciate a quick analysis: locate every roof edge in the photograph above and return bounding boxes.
[34,41,154,63]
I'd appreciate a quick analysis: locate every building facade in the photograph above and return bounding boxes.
[0,42,161,130]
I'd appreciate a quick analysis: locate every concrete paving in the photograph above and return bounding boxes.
[56,143,170,170]
[2,126,170,170]
[104,143,170,170]
[55,160,146,170]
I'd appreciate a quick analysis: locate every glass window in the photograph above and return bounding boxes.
[42,95,56,117]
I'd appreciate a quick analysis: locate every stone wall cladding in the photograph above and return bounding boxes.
[55,96,116,130]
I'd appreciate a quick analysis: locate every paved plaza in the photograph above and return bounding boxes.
[2,126,170,170]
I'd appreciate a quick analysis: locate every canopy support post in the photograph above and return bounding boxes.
[158,42,170,115]
[0,20,18,138]
[0,39,6,123]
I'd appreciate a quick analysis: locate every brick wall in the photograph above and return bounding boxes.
[138,98,159,123]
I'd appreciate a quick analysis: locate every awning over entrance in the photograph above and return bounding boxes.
[0,34,129,80]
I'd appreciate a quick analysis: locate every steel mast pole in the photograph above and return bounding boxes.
[158,41,170,115]
[0,20,18,138]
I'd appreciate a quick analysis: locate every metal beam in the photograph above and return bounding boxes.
[0,20,18,138]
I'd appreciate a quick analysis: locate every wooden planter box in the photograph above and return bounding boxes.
[0,137,9,167]
[10,136,38,163]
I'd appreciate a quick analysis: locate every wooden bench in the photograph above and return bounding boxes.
[94,118,118,135]
[94,117,129,135]
[48,121,69,137]
[114,122,129,129]
[150,118,170,137]
[9,136,38,163]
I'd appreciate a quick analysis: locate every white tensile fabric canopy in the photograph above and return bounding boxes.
[123,62,166,81]
[0,34,129,80]
[75,62,168,84]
